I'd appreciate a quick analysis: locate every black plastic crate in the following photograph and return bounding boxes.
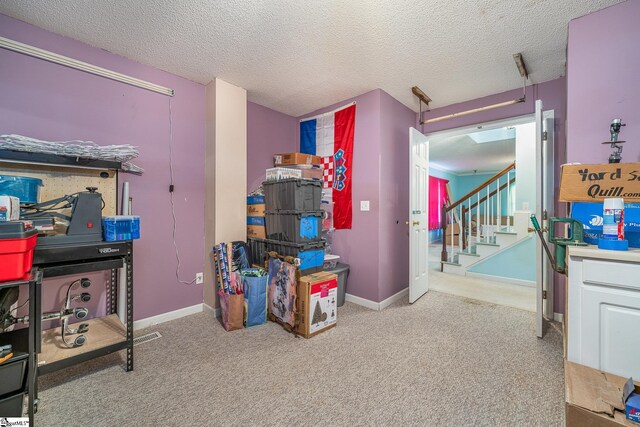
[248,238,325,275]
[265,210,323,243]
[0,353,27,397]
[263,179,322,211]
[0,392,24,417]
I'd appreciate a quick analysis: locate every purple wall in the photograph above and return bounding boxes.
[420,78,567,313]
[0,14,206,321]
[378,91,415,301]
[297,90,383,302]
[246,101,297,192]
[567,0,640,164]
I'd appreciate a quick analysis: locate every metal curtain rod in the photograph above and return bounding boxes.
[0,36,175,97]
[422,97,525,124]
[416,52,529,125]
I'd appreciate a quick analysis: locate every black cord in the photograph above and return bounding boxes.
[10,299,29,313]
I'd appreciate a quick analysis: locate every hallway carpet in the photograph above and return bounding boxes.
[36,291,565,426]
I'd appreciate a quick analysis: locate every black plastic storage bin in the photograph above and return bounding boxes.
[265,210,323,243]
[0,353,27,396]
[248,238,325,275]
[0,393,24,417]
[248,238,267,267]
[263,179,322,211]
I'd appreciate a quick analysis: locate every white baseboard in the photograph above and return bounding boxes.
[553,312,564,324]
[344,293,380,310]
[133,303,203,331]
[466,271,536,288]
[345,287,408,311]
[203,302,221,318]
[379,287,409,310]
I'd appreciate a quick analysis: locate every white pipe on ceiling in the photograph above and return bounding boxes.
[0,36,174,97]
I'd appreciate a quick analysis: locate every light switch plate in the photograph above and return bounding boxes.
[360,200,370,211]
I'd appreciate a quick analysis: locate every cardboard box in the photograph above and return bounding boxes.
[265,167,302,181]
[297,271,337,338]
[445,234,462,246]
[0,196,20,222]
[286,165,323,180]
[274,152,322,166]
[565,361,640,426]
[560,163,640,203]
[571,202,640,248]
[247,203,265,217]
[247,225,266,239]
[247,216,265,226]
[627,393,640,424]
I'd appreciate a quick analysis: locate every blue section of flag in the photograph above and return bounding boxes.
[300,119,317,155]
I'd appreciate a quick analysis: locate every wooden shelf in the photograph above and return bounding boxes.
[38,314,126,367]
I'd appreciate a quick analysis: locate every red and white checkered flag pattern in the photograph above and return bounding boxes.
[322,156,334,189]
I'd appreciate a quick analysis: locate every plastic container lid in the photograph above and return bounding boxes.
[0,175,44,186]
[0,221,38,239]
[597,238,628,251]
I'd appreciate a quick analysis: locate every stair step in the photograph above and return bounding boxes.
[495,231,517,235]
[441,261,461,266]
[475,241,500,247]
[457,251,480,258]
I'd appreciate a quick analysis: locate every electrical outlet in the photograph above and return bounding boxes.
[195,272,204,284]
[360,200,370,211]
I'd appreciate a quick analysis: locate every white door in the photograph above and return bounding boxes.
[535,101,555,337]
[542,110,555,323]
[409,127,429,303]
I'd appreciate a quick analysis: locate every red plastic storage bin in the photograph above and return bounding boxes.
[0,234,37,282]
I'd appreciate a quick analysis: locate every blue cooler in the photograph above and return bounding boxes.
[0,175,43,204]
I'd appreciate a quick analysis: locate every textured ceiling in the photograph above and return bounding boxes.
[430,132,515,174]
[0,0,622,116]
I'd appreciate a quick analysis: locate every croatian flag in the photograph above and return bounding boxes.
[300,103,355,229]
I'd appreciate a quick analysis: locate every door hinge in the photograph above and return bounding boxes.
[543,210,548,220]
[543,290,547,299]
[543,130,548,141]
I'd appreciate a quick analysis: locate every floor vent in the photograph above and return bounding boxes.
[134,331,162,346]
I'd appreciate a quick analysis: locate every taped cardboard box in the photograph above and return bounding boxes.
[247,203,265,217]
[559,163,640,203]
[565,361,640,426]
[297,271,337,338]
[274,152,321,167]
[247,225,266,239]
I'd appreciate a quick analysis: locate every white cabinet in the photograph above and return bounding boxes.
[567,246,640,379]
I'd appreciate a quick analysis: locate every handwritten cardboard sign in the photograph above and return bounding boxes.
[559,163,640,202]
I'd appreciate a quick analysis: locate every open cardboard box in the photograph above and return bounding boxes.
[566,361,640,426]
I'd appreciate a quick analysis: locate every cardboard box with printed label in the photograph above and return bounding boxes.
[559,163,640,203]
[274,152,322,167]
[247,225,266,239]
[297,271,337,338]
[565,361,640,426]
[247,195,266,217]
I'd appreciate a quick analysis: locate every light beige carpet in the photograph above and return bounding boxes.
[36,291,565,426]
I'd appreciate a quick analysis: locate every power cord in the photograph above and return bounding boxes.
[168,96,197,286]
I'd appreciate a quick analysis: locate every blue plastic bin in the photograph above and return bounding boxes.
[0,175,43,204]
[102,215,141,241]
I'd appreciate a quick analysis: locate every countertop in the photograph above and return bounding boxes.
[568,244,640,263]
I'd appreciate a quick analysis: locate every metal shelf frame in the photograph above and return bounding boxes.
[0,149,121,171]
[0,269,42,425]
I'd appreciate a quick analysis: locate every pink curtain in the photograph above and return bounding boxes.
[428,176,449,230]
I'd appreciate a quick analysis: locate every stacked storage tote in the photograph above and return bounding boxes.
[252,178,325,275]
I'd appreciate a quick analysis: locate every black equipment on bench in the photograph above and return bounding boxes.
[20,187,104,246]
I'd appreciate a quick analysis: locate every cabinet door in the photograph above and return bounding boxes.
[580,284,640,379]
